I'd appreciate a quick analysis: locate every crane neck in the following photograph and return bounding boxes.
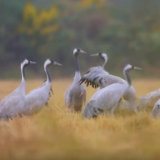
[19,63,26,93]
[74,55,80,72]
[44,64,51,83]
[124,70,131,86]
[21,63,26,82]
[102,58,107,68]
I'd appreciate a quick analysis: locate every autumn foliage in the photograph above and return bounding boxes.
[1,0,160,78]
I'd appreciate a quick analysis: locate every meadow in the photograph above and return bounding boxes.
[0,79,160,160]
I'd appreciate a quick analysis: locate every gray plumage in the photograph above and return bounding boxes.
[82,64,142,118]
[138,89,160,111]
[152,99,160,117]
[79,53,138,113]
[140,89,160,117]
[65,48,86,112]
[0,59,36,119]
[23,59,62,115]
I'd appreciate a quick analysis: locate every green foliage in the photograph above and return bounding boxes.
[0,0,160,78]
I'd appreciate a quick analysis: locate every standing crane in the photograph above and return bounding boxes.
[82,64,142,118]
[79,53,138,113]
[65,48,86,112]
[23,59,62,115]
[0,59,36,119]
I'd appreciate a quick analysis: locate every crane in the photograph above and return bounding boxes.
[82,64,142,118]
[80,53,138,113]
[23,59,62,115]
[0,59,36,119]
[65,48,86,112]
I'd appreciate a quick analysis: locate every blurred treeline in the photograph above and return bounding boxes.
[1,0,160,78]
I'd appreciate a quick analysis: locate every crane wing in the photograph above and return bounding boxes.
[79,66,107,88]
[0,93,25,118]
[65,88,73,106]
[79,66,126,89]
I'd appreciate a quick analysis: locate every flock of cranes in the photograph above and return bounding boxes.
[0,59,62,119]
[0,48,160,120]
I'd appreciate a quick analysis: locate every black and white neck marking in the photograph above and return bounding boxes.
[73,48,86,72]
[123,64,135,86]
[44,59,52,83]
[123,64,142,86]
[21,59,36,81]
[20,59,30,81]
[44,59,62,83]
[73,48,80,72]
[90,52,108,68]
[99,53,108,68]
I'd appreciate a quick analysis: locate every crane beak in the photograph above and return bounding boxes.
[90,53,99,57]
[54,61,63,66]
[134,66,142,70]
[30,61,36,64]
[80,50,87,54]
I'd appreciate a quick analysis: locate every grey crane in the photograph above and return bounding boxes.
[152,99,160,117]
[82,64,142,118]
[0,59,36,119]
[79,53,138,113]
[23,59,62,115]
[139,89,160,117]
[65,48,86,112]
[138,89,160,111]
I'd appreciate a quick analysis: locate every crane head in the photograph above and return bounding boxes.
[21,59,36,69]
[90,53,108,62]
[124,64,142,72]
[73,48,86,56]
[44,59,62,68]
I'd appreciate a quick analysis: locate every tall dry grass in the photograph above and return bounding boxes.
[0,79,160,160]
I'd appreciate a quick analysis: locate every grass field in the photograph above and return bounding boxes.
[0,79,160,160]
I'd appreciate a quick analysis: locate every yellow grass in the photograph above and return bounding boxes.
[0,79,160,160]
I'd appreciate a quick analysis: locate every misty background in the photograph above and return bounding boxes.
[1,0,160,79]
